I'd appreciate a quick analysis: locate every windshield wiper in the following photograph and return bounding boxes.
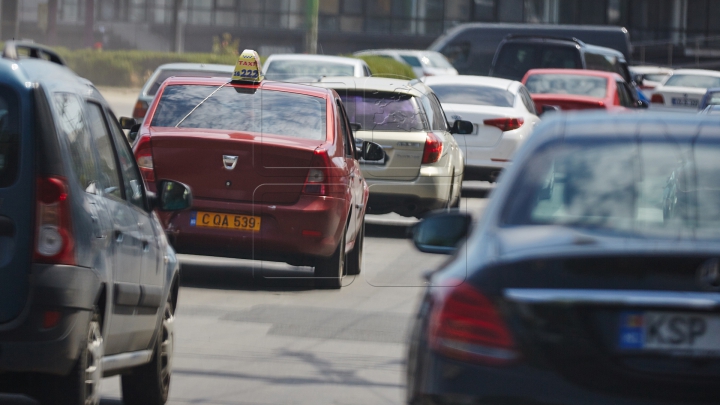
[174,82,228,128]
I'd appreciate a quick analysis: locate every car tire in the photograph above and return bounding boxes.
[315,227,346,289]
[121,299,175,405]
[36,308,104,405]
[346,220,364,276]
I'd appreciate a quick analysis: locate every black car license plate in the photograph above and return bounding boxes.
[618,311,720,354]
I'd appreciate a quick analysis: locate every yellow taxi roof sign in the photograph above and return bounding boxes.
[232,49,263,83]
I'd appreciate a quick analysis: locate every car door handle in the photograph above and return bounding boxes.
[114,230,124,243]
[356,203,364,210]
[142,240,150,252]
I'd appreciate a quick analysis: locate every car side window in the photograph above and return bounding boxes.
[429,94,449,131]
[519,87,537,115]
[336,100,354,158]
[617,82,633,107]
[53,93,98,193]
[85,102,122,200]
[107,111,147,211]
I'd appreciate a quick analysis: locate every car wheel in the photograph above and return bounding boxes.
[315,226,346,289]
[121,299,174,405]
[36,308,104,405]
[346,220,364,276]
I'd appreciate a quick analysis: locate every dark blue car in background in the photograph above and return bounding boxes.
[0,42,192,405]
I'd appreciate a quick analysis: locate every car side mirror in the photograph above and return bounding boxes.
[152,180,193,212]
[636,99,650,109]
[127,123,141,143]
[541,105,561,115]
[361,141,384,162]
[349,123,361,132]
[411,210,472,254]
[450,119,473,135]
[633,74,644,86]
[119,116,137,130]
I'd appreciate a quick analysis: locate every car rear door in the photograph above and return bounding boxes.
[336,99,360,238]
[0,84,30,323]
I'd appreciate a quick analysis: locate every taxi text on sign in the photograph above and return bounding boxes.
[233,49,263,83]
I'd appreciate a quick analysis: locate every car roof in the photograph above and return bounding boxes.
[153,63,235,72]
[669,69,720,78]
[531,112,720,145]
[502,36,624,58]
[629,66,672,74]
[525,68,622,80]
[1,57,104,99]
[356,49,443,56]
[423,75,518,91]
[314,76,427,97]
[265,54,363,66]
[158,76,334,99]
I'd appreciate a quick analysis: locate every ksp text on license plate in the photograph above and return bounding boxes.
[619,311,720,354]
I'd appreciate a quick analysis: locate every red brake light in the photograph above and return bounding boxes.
[483,118,524,132]
[34,177,76,266]
[422,132,443,164]
[651,94,665,104]
[132,100,149,119]
[428,281,519,365]
[134,135,156,187]
[303,149,331,196]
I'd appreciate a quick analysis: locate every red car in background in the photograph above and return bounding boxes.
[521,69,648,112]
[132,51,384,288]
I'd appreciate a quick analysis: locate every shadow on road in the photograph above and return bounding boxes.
[365,223,412,239]
[461,187,491,199]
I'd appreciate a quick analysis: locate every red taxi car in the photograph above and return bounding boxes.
[132,50,383,288]
[522,69,646,112]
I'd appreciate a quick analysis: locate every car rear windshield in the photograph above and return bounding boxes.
[264,60,354,81]
[151,85,327,140]
[431,84,514,107]
[664,75,720,89]
[525,74,608,98]
[501,138,720,239]
[337,91,427,132]
[146,69,231,96]
[0,88,19,188]
[493,43,583,81]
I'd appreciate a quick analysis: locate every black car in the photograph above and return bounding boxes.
[0,42,192,405]
[407,112,720,405]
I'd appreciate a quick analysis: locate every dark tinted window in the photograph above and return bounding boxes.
[431,84,514,107]
[400,55,422,67]
[152,85,327,140]
[502,139,720,239]
[85,102,122,199]
[519,87,537,115]
[525,74,608,98]
[493,43,582,81]
[338,91,426,132]
[54,93,97,192]
[147,69,231,96]
[0,88,19,188]
[616,82,634,107]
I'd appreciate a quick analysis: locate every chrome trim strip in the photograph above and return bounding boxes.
[102,350,153,373]
[504,289,720,309]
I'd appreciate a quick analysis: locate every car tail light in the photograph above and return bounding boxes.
[34,177,76,266]
[483,118,524,132]
[134,135,156,185]
[428,281,519,365]
[651,94,665,104]
[422,132,443,164]
[303,149,332,196]
[132,100,149,119]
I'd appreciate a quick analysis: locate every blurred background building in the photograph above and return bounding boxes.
[2,0,719,64]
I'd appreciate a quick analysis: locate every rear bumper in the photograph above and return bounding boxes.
[411,349,720,405]
[0,264,100,376]
[163,195,348,264]
[366,165,454,216]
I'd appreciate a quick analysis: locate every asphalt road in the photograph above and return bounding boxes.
[58,88,492,405]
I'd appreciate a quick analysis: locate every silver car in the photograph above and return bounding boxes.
[133,63,235,121]
[313,77,467,218]
[262,54,372,82]
[353,49,458,78]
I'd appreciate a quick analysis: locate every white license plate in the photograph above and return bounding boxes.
[671,98,698,107]
[619,311,720,354]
